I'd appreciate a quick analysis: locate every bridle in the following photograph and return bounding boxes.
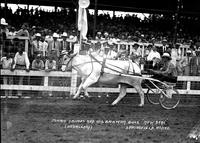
[62,53,77,71]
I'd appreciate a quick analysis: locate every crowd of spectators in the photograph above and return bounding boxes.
[0,6,200,96]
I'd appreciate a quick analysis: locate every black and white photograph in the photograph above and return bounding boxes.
[1,0,200,142]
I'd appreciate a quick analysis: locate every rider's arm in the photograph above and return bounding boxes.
[160,63,172,75]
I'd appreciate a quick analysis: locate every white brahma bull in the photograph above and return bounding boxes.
[61,53,144,107]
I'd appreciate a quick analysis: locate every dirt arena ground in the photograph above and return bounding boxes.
[1,93,200,143]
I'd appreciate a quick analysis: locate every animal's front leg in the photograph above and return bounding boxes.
[73,82,83,99]
[134,85,144,107]
[111,84,127,105]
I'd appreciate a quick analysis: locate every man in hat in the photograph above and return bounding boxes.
[0,18,9,39]
[32,33,43,57]
[60,32,70,52]
[95,32,103,40]
[149,52,178,83]
[47,33,61,62]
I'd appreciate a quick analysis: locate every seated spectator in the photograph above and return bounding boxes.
[45,55,57,72]
[12,43,30,97]
[149,53,177,83]
[15,23,29,37]
[45,54,57,96]
[31,53,44,70]
[0,52,13,96]
[31,53,44,96]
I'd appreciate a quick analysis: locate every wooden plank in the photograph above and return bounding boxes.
[0,69,72,77]
[1,85,70,92]
[2,85,199,95]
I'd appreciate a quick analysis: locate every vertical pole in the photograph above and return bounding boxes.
[4,0,7,19]
[173,0,180,45]
[93,0,98,39]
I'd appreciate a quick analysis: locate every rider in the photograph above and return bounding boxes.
[149,52,178,83]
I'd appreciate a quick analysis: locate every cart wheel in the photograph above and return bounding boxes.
[159,88,180,110]
[146,88,161,105]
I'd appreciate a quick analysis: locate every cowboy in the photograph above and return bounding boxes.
[47,33,61,62]
[32,33,43,57]
[0,18,9,39]
[60,32,70,52]
[150,52,178,83]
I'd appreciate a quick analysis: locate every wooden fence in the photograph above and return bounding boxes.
[1,69,200,96]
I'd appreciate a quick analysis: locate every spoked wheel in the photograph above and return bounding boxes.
[146,88,161,105]
[159,88,180,110]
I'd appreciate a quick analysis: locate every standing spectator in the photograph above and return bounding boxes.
[1,18,9,57]
[15,23,29,37]
[0,52,13,97]
[171,44,181,66]
[12,43,30,97]
[60,32,70,52]
[47,33,61,62]
[0,18,9,39]
[40,35,48,58]
[32,33,43,57]
[147,46,161,61]
[190,49,200,90]
[45,55,57,96]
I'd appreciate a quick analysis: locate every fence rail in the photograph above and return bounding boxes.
[1,69,200,96]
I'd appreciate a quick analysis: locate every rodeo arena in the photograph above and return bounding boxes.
[0,0,200,142]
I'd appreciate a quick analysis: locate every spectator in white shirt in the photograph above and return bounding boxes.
[32,33,43,57]
[11,43,30,97]
[147,46,161,61]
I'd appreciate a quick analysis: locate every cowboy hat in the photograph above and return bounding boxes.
[62,32,68,37]
[53,33,59,38]
[162,52,171,60]
[35,33,41,37]
[0,18,8,25]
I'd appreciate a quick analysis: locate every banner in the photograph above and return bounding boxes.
[78,7,88,39]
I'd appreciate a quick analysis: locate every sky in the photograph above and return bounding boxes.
[1,3,149,20]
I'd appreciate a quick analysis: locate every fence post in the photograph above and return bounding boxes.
[70,43,79,96]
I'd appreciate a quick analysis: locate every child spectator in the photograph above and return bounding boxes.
[45,54,57,96]
[0,52,13,96]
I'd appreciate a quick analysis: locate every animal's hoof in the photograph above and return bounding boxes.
[138,104,144,107]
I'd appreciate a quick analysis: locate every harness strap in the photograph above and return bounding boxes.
[101,58,106,75]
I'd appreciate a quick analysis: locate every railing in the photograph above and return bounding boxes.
[1,69,200,96]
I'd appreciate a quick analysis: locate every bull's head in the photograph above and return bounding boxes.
[61,50,77,72]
